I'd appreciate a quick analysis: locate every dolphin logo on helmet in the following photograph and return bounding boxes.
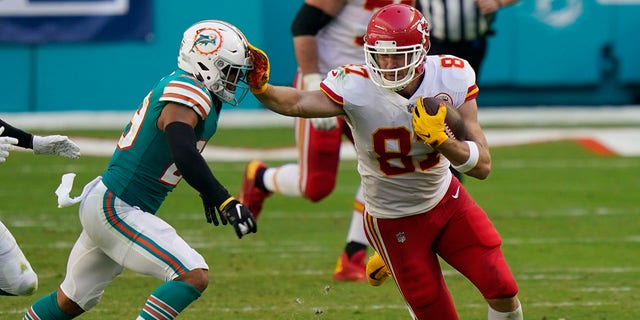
[178,20,253,106]
[191,28,223,55]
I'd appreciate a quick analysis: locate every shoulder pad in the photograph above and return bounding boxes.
[439,55,477,93]
[160,76,213,119]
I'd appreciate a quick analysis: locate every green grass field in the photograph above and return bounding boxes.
[0,128,639,319]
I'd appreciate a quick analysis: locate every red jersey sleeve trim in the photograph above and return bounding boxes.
[465,84,479,102]
[320,82,344,105]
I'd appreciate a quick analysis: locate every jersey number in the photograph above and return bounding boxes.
[117,92,205,187]
[117,93,151,150]
[440,56,465,69]
[372,127,440,176]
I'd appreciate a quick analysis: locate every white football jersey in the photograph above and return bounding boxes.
[320,55,478,218]
[316,0,415,74]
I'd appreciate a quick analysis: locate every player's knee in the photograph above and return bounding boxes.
[177,268,208,293]
[303,177,336,202]
[57,289,87,315]
[193,269,209,292]
[407,285,441,309]
[3,269,38,296]
[16,269,38,296]
[485,278,518,300]
[487,295,521,313]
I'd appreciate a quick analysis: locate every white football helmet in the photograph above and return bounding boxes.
[364,4,430,91]
[178,20,253,106]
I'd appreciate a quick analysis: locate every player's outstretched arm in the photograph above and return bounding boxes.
[0,119,80,160]
[246,44,343,119]
[32,135,81,159]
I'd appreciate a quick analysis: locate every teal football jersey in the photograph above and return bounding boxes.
[102,69,221,213]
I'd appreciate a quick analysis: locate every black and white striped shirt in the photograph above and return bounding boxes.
[419,0,495,42]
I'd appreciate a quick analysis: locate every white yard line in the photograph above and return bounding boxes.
[65,126,640,162]
[4,109,640,159]
[3,106,640,129]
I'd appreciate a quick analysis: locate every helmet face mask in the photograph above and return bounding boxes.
[365,44,425,91]
[364,4,430,91]
[178,20,253,106]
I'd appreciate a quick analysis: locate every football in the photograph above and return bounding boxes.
[420,97,466,140]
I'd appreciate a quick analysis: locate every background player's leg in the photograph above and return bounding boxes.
[333,185,368,282]
[0,221,37,296]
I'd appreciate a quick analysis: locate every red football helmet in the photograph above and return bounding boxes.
[364,4,430,91]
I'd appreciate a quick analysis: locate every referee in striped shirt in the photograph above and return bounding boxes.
[418,0,518,79]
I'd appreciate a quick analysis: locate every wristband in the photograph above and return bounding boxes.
[218,196,236,211]
[250,84,268,95]
[452,141,479,173]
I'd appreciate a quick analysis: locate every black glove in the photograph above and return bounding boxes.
[219,199,257,239]
[201,194,228,226]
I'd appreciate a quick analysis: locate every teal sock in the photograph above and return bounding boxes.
[24,290,76,320]
[137,280,202,320]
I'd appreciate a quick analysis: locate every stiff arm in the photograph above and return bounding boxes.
[254,85,345,119]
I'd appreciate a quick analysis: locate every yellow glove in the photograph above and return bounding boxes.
[366,251,392,286]
[246,42,270,94]
[412,97,449,147]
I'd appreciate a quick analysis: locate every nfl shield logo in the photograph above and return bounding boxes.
[396,232,406,243]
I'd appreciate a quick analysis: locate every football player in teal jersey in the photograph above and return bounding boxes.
[23,20,257,320]
[0,119,79,297]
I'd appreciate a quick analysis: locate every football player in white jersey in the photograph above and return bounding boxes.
[23,20,257,320]
[246,4,522,320]
[0,120,79,297]
[239,0,416,283]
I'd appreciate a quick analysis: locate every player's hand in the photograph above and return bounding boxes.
[201,194,228,226]
[246,42,270,94]
[0,127,19,163]
[219,198,257,239]
[32,135,80,159]
[476,0,501,14]
[412,97,449,147]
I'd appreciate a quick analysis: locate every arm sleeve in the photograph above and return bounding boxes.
[0,118,33,149]
[291,3,334,36]
[164,121,231,208]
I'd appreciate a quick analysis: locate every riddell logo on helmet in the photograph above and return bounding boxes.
[191,28,223,55]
